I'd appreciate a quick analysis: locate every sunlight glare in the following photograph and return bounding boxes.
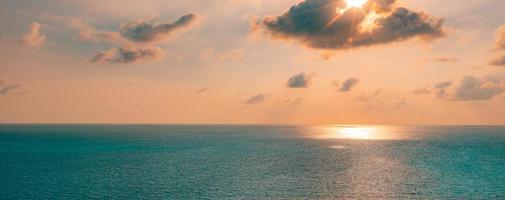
[339,127,374,139]
[346,0,367,8]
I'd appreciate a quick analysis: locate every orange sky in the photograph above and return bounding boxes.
[1,0,505,125]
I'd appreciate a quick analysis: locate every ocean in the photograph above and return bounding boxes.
[0,125,504,199]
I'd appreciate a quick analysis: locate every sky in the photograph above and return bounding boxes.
[1,0,505,125]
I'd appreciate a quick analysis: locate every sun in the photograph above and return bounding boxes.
[346,0,367,8]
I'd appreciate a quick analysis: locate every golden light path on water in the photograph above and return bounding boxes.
[306,125,406,141]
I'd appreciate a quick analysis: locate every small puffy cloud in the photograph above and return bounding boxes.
[19,22,46,48]
[334,77,360,92]
[244,94,268,104]
[453,76,505,101]
[434,81,452,97]
[287,72,315,88]
[0,84,22,95]
[256,0,444,50]
[120,13,198,43]
[90,46,165,63]
[490,55,505,67]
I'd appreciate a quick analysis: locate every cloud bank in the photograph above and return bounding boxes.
[420,75,505,101]
[256,0,444,50]
[19,22,46,48]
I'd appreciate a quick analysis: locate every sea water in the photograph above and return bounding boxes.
[0,125,504,199]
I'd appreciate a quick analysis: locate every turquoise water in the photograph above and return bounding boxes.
[0,125,504,199]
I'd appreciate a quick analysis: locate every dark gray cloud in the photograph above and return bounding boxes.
[490,55,505,67]
[0,84,22,95]
[244,94,268,104]
[453,76,505,101]
[258,0,444,50]
[335,77,360,92]
[287,73,314,88]
[120,13,198,43]
[91,46,165,63]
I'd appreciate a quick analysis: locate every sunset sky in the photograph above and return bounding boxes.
[1,0,505,125]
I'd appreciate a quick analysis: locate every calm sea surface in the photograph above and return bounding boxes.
[0,125,504,199]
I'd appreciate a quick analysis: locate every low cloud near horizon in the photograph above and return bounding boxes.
[417,75,505,101]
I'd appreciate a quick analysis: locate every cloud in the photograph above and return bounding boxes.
[256,0,445,50]
[19,22,46,48]
[195,88,211,94]
[334,77,360,92]
[0,84,22,95]
[495,25,505,50]
[490,55,505,67]
[490,26,505,66]
[434,81,452,97]
[120,13,198,43]
[66,14,198,64]
[90,46,165,63]
[413,87,430,95]
[453,76,505,101]
[244,94,268,104]
[287,72,315,88]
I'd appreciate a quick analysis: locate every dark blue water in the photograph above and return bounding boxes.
[1,125,504,199]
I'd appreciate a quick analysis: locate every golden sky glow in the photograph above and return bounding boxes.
[1,0,505,125]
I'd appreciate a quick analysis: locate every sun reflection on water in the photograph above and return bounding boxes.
[307,125,402,140]
[339,127,375,139]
